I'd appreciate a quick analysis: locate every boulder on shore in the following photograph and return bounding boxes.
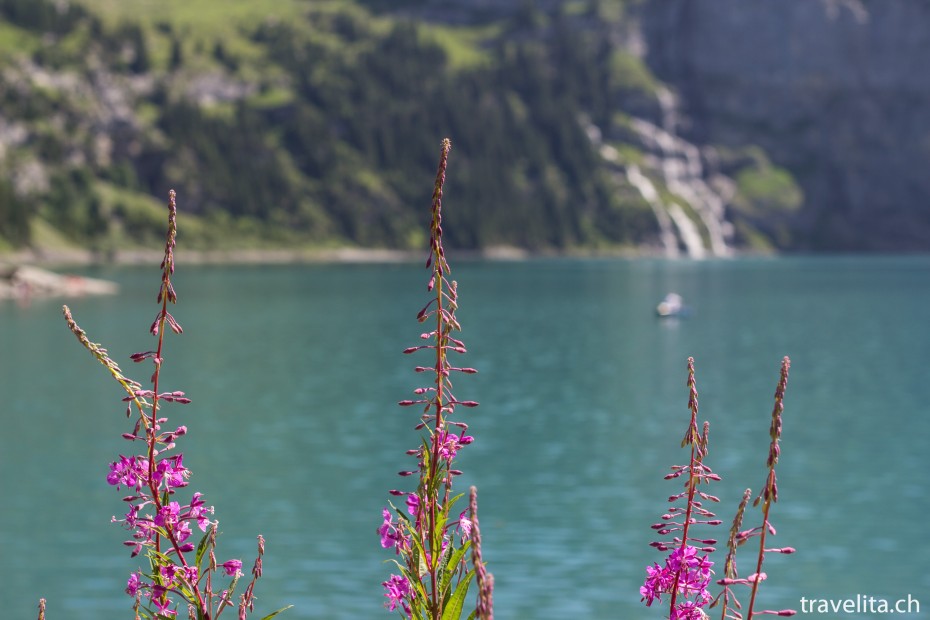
[0,265,118,300]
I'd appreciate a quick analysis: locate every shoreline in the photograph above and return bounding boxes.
[2,243,852,269]
[0,244,664,267]
[1,247,426,268]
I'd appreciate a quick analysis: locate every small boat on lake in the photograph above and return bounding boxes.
[656,293,689,318]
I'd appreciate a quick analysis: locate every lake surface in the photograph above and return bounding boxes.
[1,256,928,619]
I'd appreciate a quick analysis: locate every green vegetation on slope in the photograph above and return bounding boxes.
[0,0,791,255]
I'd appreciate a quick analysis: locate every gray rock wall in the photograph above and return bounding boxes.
[637,0,930,250]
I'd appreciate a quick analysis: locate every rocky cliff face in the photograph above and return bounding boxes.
[637,0,930,251]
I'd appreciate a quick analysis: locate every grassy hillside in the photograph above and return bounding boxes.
[0,0,793,256]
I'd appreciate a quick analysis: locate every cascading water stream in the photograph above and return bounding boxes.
[588,121,683,257]
[629,87,734,257]
[586,101,735,258]
[623,162,686,258]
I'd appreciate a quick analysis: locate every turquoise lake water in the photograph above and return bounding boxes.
[1,256,928,618]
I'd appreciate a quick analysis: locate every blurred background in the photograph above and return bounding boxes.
[1,0,929,258]
[1,1,929,618]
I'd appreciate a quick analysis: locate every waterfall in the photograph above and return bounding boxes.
[592,124,683,257]
[622,162,683,258]
[586,104,735,258]
[628,87,735,258]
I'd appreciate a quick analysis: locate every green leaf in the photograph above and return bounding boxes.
[446,493,464,512]
[393,503,412,525]
[260,605,293,620]
[441,540,471,596]
[194,526,213,568]
[466,610,478,620]
[420,437,432,471]
[146,547,172,577]
[418,544,429,578]
[404,531,429,579]
[432,514,449,560]
[217,573,240,615]
[440,570,474,620]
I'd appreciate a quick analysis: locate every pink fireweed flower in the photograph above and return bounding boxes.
[457,510,473,540]
[436,431,473,461]
[378,508,408,554]
[405,493,419,516]
[107,455,146,490]
[154,454,189,489]
[118,504,141,529]
[382,574,412,613]
[67,193,276,620]
[672,600,708,620]
[380,141,489,616]
[437,431,460,460]
[174,518,192,543]
[126,572,143,596]
[379,509,396,548]
[641,545,714,610]
[154,501,181,527]
[222,559,243,577]
[185,492,215,531]
[150,585,177,617]
[640,562,668,606]
[642,359,722,619]
[151,596,177,617]
[160,564,181,584]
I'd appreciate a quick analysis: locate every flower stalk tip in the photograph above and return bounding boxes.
[642,359,719,619]
[63,191,276,619]
[378,139,489,620]
[470,486,494,620]
[643,357,797,619]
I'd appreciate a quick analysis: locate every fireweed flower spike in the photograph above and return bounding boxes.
[63,191,289,620]
[708,357,796,620]
[641,358,721,620]
[380,138,490,620]
[709,489,752,619]
[743,358,796,618]
[469,486,494,620]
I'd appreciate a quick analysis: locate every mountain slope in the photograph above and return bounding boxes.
[0,0,840,256]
